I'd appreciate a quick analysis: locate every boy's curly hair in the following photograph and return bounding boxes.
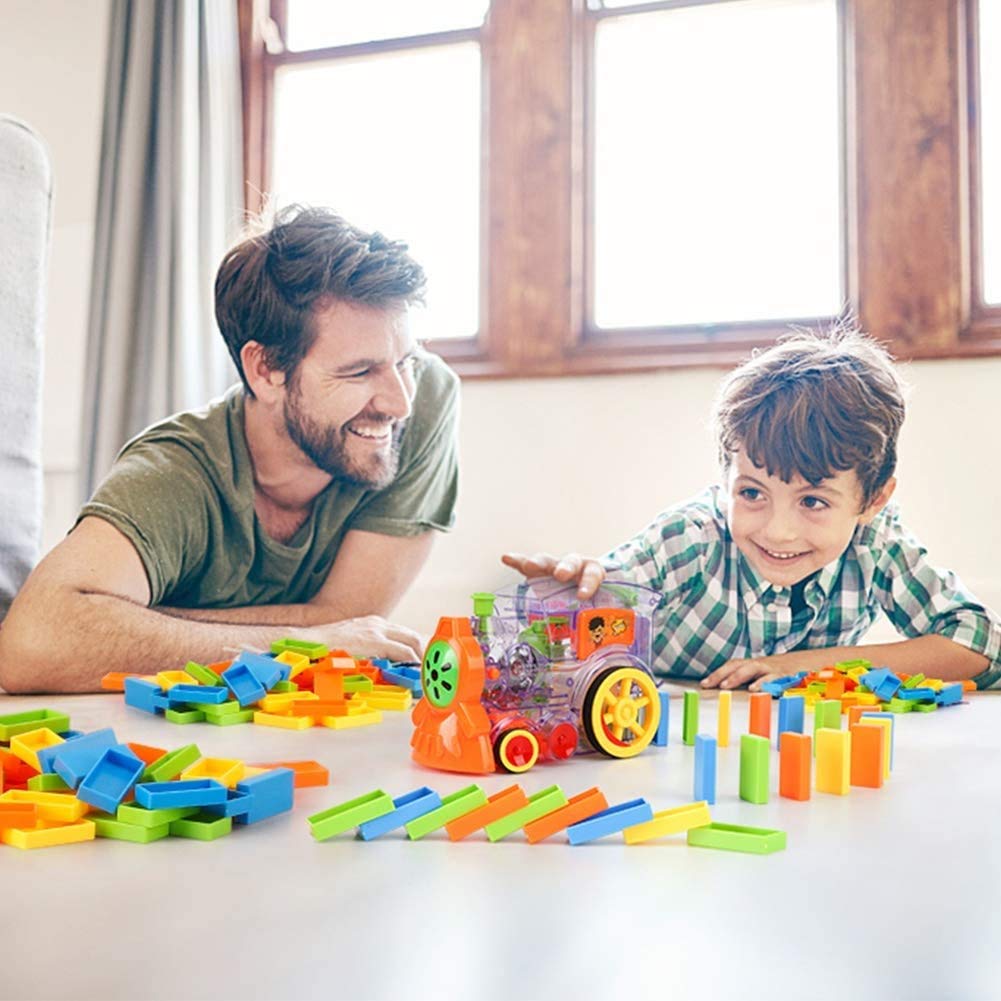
[712,323,907,509]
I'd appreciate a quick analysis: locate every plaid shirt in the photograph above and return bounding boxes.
[604,486,1001,689]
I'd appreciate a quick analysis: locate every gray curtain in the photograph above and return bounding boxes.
[81,0,244,499]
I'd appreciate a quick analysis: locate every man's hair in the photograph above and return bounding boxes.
[215,205,427,394]
[712,324,906,509]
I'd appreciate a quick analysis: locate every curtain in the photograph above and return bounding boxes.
[81,0,244,499]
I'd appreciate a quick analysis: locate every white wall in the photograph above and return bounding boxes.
[5,0,1000,644]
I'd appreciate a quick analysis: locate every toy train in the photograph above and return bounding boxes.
[412,579,663,774]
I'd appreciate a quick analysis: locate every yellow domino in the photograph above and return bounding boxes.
[274,650,311,679]
[258,691,317,713]
[253,711,314,731]
[10,728,64,771]
[156,670,198,689]
[0,790,89,823]
[847,667,869,680]
[853,691,879,706]
[1,818,96,850]
[357,692,412,711]
[624,801,712,845]
[923,678,944,691]
[322,710,383,729]
[181,757,245,788]
[815,728,851,795]
[717,690,731,747]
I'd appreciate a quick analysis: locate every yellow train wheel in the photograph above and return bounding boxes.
[495,728,541,773]
[582,666,660,758]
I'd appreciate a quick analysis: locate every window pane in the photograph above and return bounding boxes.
[272,44,481,340]
[592,0,842,329]
[285,0,489,51]
[981,0,1001,304]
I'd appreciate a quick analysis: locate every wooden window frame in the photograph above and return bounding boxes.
[238,0,1001,379]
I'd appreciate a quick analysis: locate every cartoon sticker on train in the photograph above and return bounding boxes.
[411,578,663,774]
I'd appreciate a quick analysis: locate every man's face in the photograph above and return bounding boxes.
[282,299,417,489]
[725,448,888,588]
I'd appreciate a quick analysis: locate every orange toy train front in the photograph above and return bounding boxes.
[411,580,663,775]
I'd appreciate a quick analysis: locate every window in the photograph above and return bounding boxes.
[240,0,1001,377]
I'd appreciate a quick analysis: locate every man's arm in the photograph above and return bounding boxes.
[160,528,434,625]
[0,519,425,694]
[700,635,988,691]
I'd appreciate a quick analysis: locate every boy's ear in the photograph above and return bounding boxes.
[859,476,897,524]
[241,341,287,403]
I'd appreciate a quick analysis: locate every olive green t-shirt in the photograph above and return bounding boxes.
[79,352,459,608]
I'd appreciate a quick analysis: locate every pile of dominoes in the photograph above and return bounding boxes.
[0,709,328,849]
[109,638,420,730]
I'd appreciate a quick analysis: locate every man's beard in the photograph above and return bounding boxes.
[283,387,404,490]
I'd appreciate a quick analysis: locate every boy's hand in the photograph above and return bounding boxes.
[500,551,606,600]
[701,653,801,692]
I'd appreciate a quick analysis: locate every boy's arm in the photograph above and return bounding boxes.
[0,519,424,694]
[702,636,988,691]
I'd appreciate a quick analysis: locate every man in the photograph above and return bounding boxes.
[0,206,459,693]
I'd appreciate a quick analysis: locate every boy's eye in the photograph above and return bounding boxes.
[801,495,829,510]
[738,488,762,501]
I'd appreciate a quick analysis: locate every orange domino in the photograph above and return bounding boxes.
[748,692,771,739]
[779,731,812,800]
[313,670,345,701]
[445,784,529,841]
[291,699,348,718]
[824,677,845,700]
[205,659,232,675]
[125,742,169,767]
[961,679,977,692]
[100,672,144,692]
[847,704,879,728]
[850,723,886,788]
[249,760,329,788]
[523,787,609,844]
[0,802,38,829]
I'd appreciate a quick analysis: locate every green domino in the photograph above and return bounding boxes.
[200,700,244,717]
[682,690,699,745]
[813,699,841,755]
[270,680,298,693]
[0,709,70,741]
[169,813,232,841]
[834,658,871,671]
[204,709,255,726]
[271,638,329,659]
[184,661,224,686]
[165,708,206,725]
[28,773,71,792]
[887,698,914,713]
[118,803,200,829]
[342,675,373,693]
[687,822,786,855]
[902,673,925,689]
[406,784,487,840]
[93,815,171,844]
[739,733,770,804]
[142,743,201,782]
[484,785,567,842]
[913,700,937,712]
[308,790,394,841]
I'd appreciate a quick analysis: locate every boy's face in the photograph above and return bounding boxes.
[725,449,895,588]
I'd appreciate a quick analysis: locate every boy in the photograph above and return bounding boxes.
[502,327,1001,691]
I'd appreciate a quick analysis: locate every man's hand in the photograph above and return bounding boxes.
[500,552,606,600]
[307,615,426,663]
[701,653,803,692]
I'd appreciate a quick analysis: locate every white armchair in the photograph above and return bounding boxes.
[0,115,51,621]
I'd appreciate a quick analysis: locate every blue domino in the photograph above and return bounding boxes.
[222,663,268,706]
[654,691,670,746]
[777,695,805,746]
[234,651,283,691]
[76,746,144,813]
[233,768,295,825]
[203,788,252,819]
[936,683,963,707]
[38,732,84,774]
[761,672,807,698]
[135,779,229,810]
[166,684,230,706]
[861,711,895,770]
[567,798,653,845]
[694,734,717,805]
[860,667,891,692]
[377,663,422,696]
[52,728,118,789]
[124,677,163,714]
[358,787,442,841]
[896,687,936,701]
